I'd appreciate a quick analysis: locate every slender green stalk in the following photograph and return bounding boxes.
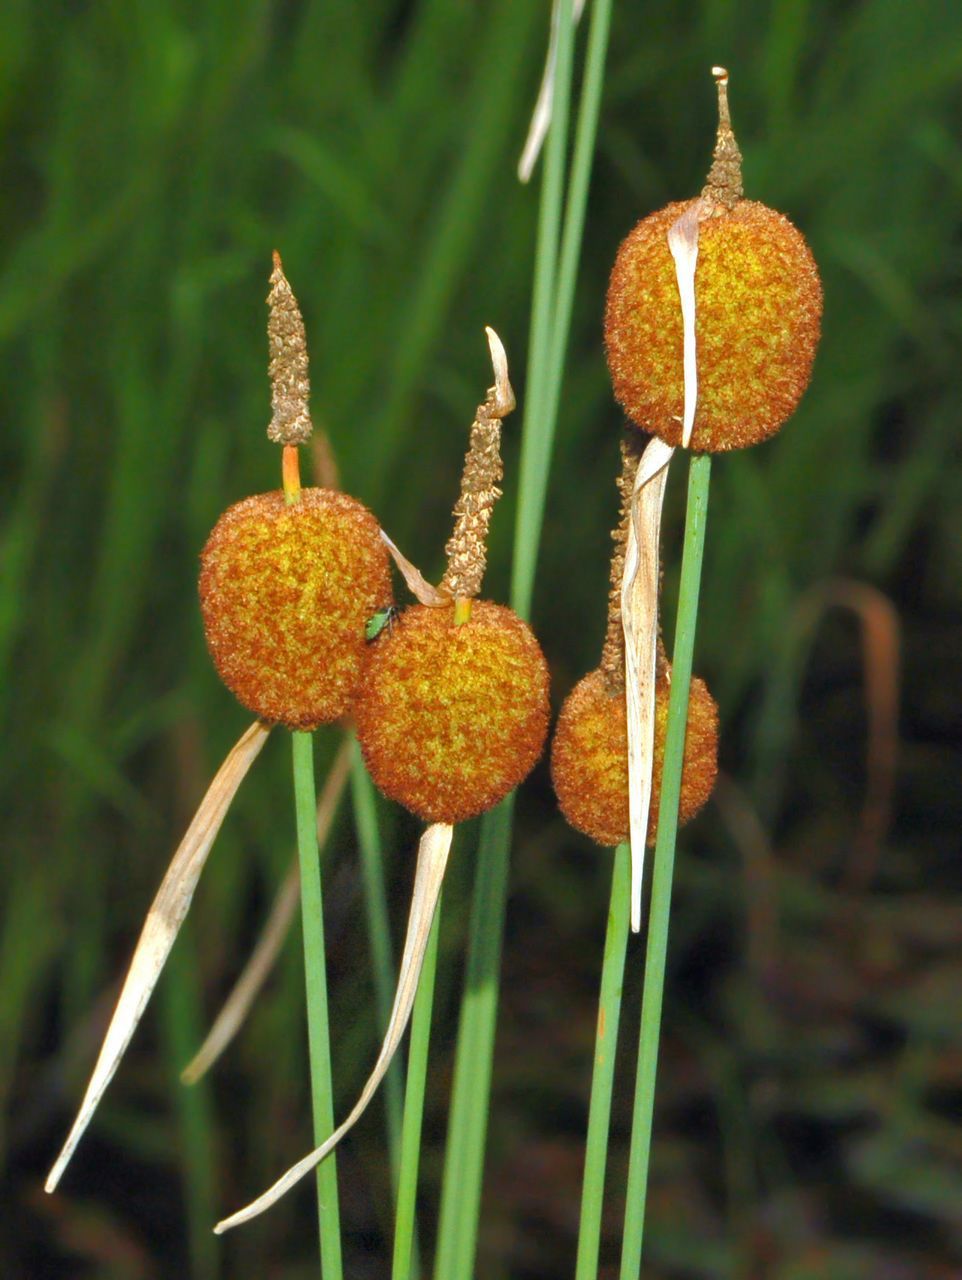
[539,0,615,546]
[574,841,631,1280]
[292,730,343,1280]
[436,4,613,1276]
[350,736,405,1193]
[511,0,577,615]
[619,454,712,1280]
[433,797,514,1277]
[162,931,218,1280]
[391,892,443,1280]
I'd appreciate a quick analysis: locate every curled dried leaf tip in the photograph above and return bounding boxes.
[267,251,312,446]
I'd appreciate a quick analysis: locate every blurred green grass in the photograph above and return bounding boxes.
[2,1,961,1276]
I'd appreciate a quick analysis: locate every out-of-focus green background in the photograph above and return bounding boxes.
[3,2,961,1276]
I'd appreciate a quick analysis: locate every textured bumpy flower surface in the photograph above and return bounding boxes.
[552,667,718,848]
[200,487,392,730]
[356,601,550,824]
[605,199,823,451]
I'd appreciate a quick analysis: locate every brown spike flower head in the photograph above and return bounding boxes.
[551,666,718,847]
[200,487,392,730]
[355,600,550,824]
[604,70,822,452]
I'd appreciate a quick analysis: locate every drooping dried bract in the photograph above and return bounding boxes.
[605,199,822,451]
[355,601,550,824]
[551,667,718,847]
[200,488,392,730]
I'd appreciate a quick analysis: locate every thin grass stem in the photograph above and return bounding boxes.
[161,932,218,1280]
[574,840,630,1280]
[435,4,613,1275]
[350,736,406,1195]
[391,890,443,1280]
[511,0,577,619]
[433,798,514,1278]
[540,0,615,521]
[619,453,712,1280]
[292,730,343,1280]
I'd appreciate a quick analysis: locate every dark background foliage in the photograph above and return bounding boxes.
[2,1,961,1276]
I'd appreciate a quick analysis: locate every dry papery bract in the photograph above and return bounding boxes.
[602,68,822,929]
[552,667,718,849]
[214,327,553,1233]
[517,0,587,182]
[181,737,353,1086]
[604,72,823,453]
[46,721,270,1192]
[214,821,454,1234]
[46,255,390,1196]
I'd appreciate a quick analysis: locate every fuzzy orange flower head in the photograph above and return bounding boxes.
[551,666,718,848]
[605,69,822,452]
[355,601,550,825]
[199,487,392,731]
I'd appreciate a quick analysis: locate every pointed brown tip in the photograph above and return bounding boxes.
[266,255,312,446]
[701,65,743,212]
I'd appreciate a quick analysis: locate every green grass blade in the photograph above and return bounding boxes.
[292,730,343,1280]
[161,932,218,1280]
[528,0,616,612]
[433,798,515,1279]
[511,0,577,620]
[435,4,613,1274]
[350,736,405,1194]
[619,453,712,1280]
[575,840,631,1280]
[391,891,443,1280]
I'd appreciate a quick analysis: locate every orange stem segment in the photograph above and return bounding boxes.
[282,444,301,504]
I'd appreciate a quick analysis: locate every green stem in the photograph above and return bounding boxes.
[435,4,613,1275]
[619,453,712,1280]
[350,736,406,1194]
[511,0,576,619]
[539,0,615,546]
[391,891,443,1280]
[292,730,343,1280]
[575,841,631,1280]
[433,798,514,1278]
[162,931,218,1280]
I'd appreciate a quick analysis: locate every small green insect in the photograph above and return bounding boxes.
[365,605,399,642]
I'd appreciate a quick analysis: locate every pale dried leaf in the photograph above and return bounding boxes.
[484,326,515,416]
[45,720,270,1192]
[181,737,352,1085]
[517,0,588,183]
[667,201,704,449]
[622,437,674,933]
[214,821,454,1234]
[380,529,448,606]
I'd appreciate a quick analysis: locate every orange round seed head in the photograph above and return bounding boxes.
[551,667,719,848]
[605,198,823,451]
[354,601,550,825]
[199,488,392,731]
